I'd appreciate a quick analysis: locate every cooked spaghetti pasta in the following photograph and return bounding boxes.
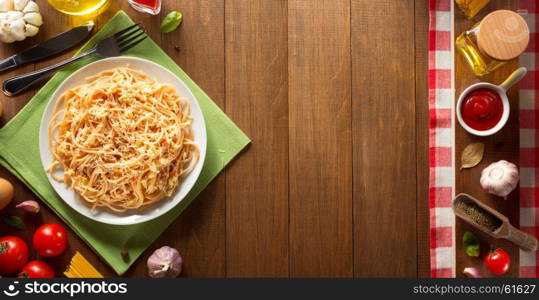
[47,67,199,212]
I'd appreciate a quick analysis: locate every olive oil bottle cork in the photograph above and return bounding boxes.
[456,10,529,77]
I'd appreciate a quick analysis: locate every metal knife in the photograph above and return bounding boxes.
[0,21,94,72]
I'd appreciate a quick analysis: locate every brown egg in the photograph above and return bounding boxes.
[0,177,14,210]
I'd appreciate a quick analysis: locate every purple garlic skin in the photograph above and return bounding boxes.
[16,200,40,214]
[480,160,519,199]
[147,246,182,278]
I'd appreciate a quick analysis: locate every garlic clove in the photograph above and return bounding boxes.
[23,23,37,36]
[16,200,40,214]
[23,11,40,26]
[0,25,15,43]
[22,0,37,13]
[6,10,22,21]
[0,0,12,12]
[13,0,28,11]
[463,267,482,278]
[10,19,25,41]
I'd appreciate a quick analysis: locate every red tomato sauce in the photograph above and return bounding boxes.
[132,0,159,9]
[461,88,503,131]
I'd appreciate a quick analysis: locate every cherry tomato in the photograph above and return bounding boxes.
[0,236,29,276]
[32,223,67,257]
[484,249,510,275]
[18,260,55,278]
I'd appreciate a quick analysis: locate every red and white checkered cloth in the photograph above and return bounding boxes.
[429,0,539,278]
[518,0,539,279]
[429,0,454,278]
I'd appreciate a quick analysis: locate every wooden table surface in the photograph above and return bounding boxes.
[0,0,432,278]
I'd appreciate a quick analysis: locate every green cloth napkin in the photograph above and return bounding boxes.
[0,11,249,275]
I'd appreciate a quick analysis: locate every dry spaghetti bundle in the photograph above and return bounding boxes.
[47,67,199,212]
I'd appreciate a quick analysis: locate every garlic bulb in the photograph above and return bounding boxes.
[0,0,42,43]
[147,246,182,278]
[480,160,519,199]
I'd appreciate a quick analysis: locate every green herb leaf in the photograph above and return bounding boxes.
[2,216,25,230]
[463,231,480,257]
[160,11,183,33]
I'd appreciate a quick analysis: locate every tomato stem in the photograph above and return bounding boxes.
[0,242,7,254]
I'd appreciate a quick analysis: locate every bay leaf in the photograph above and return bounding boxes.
[460,142,485,170]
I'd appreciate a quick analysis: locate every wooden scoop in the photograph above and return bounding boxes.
[453,193,538,252]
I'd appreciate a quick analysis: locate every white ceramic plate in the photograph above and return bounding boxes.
[39,57,207,225]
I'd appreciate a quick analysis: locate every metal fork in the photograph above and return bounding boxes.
[2,24,147,96]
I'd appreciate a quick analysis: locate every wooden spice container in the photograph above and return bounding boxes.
[453,193,538,252]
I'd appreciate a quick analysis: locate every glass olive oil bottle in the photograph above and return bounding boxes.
[456,10,529,77]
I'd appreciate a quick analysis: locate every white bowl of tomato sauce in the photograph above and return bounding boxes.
[457,67,527,136]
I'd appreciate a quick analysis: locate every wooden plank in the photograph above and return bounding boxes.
[454,0,520,278]
[351,0,417,277]
[225,0,289,277]
[288,0,353,277]
[415,0,431,277]
[159,0,226,278]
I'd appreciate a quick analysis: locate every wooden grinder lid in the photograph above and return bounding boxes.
[477,10,530,61]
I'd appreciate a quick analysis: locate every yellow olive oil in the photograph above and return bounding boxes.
[48,0,110,16]
[456,24,506,77]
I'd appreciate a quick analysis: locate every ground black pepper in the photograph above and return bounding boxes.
[456,200,502,232]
